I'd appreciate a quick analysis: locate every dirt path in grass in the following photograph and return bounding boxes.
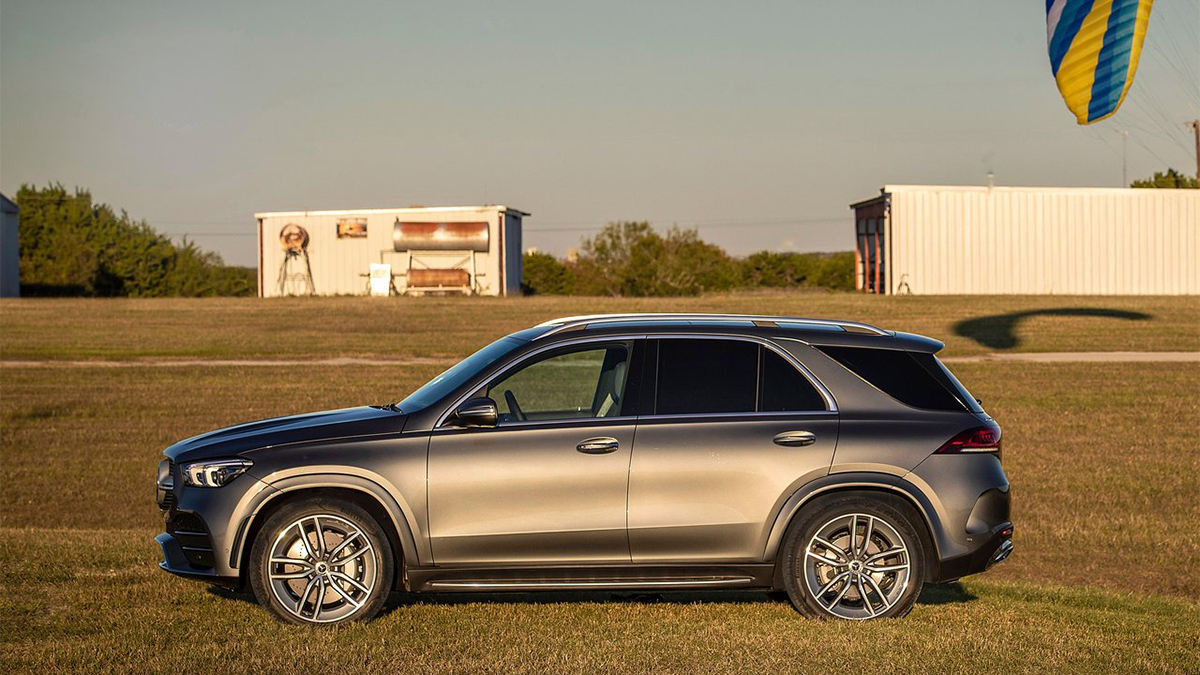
[940,351,1200,363]
[2,352,1197,367]
[0,356,458,368]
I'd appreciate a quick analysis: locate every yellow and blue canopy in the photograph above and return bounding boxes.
[1047,0,1155,124]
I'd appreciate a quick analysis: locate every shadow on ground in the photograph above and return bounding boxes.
[209,581,976,618]
[916,581,976,605]
[953,308,1152,350]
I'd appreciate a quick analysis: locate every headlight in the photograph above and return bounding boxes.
[180,458,253,488]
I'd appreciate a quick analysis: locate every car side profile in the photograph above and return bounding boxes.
[155,313,1012,624]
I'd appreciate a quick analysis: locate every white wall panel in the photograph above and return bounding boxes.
[879,186,1199,295]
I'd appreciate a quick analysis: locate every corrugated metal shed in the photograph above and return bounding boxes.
[255,205,527,298]
[0,193,19,298]
[850,185,1199,295]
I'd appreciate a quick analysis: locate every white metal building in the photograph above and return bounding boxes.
[0,193,19,298]
[850,185,1199,295]
[255,205,527,297]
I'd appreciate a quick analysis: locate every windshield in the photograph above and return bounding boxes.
[396,336,525,412]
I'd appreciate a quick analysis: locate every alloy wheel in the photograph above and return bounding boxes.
[266,514,378,623]
[801,513,911,619]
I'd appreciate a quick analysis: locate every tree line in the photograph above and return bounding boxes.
[14,184,254,296]
[522,221,854,297]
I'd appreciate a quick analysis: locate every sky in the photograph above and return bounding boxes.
[2,0,1197,267]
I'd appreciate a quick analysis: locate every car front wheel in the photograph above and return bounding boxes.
[249,498,394,625]
[781,496,926,620]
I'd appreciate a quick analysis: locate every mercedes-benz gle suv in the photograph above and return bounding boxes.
[155,313,1012,624]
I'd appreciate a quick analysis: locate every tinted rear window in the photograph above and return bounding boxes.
[656,339,757,414]
[760,349,826,412]
[816,346,968,412]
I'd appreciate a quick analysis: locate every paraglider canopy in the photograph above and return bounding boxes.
[1046,0,1155,124]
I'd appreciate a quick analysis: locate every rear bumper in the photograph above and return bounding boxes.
[933,523,1014,582]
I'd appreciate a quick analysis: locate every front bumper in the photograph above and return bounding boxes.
[156,531,237,586]
[154,463,277,581]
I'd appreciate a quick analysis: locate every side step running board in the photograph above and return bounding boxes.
[426,577,755,591]
[407,564,776,593]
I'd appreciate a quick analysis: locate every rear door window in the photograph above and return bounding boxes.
[654,339,828,414]
[655,339,757,414]
[815,345,970,412]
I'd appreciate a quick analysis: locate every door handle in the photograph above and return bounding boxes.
[576,437,620,454]
[773,431,817,447]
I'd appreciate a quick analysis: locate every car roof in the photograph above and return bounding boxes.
[523,313,945,353]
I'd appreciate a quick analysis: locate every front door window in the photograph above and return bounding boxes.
[487,344,630,423]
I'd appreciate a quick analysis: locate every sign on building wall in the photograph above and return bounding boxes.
[337,218,368,238]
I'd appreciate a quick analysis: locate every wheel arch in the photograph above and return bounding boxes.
[233,475,422,591]
[763,474,944,586]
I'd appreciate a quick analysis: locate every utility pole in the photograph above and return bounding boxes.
[1191,120,1200,181]
[1121,129,1128,187]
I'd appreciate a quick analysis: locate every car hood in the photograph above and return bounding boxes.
[164,406,406,463]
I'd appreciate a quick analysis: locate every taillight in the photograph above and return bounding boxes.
[935,425,1002,454]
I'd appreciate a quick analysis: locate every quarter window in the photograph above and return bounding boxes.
[816,345,967,412]
[487,345,630,423]
[760,349,826,412]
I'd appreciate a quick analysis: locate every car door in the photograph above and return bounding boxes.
[628,336,839,562]
[428,339,638,565]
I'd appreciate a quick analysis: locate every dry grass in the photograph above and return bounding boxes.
[1,293,1196,361]
[2,529,1197,675]
[1,296,1198,673]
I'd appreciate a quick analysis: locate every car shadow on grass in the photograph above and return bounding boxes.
[916,581,976,605]
[208,582,976,619]
[953,308,1152,350]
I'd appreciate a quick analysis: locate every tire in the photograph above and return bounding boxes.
[780,495,926,620]
[249,498,395,625]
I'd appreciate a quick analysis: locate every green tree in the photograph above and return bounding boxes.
[521,250,575,295]
[1130,169,1199,189]
[16,183,254,296]
[739,250,855,291]
[572,222,739,297]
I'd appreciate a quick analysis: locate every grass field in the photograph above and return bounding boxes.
[1,293,1196,360]
[1,294,1198,673]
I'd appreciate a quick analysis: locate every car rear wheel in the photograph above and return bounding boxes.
[249,498,394,625]
[781,496,926,620]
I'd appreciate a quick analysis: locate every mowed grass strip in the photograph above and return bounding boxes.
[1,529,1197,675]
[1,294,1197,361]
[1,361,1196,599]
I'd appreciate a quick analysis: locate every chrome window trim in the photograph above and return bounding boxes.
[435,332,838,429]
[432,415,639,434]
[636,410,835,422]
[435,335,645,429]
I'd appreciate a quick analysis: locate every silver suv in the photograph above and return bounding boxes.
[155,313,1012,624]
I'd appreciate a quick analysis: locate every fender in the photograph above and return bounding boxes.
[760,471,947,563]
[230,471,428,572]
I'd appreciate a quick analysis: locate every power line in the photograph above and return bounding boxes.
[525,215,849,233]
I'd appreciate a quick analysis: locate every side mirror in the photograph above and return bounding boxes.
[451,397,498,428]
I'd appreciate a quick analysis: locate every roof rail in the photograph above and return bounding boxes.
[534,313,889,337]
